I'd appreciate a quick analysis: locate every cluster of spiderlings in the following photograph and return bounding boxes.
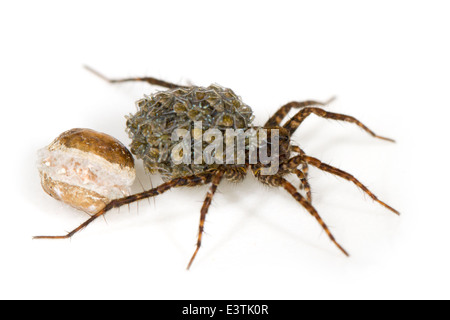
[126,84,254,181]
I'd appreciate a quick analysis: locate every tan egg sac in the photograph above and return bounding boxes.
[37,128,135,214]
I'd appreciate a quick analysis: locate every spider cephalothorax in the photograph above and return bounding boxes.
[35,67,399,269]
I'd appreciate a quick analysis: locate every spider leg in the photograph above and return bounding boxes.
[187,170,224,270]
[83,65,187,89]
[33,173,212,240]
[290,146,311,200]
[279,177,349,256]
[291,145,305,155]
[292,168,312,203]
[265,97,335,127]
[283,155,399,215]
[283,107,395,142]
[291,146,310,178]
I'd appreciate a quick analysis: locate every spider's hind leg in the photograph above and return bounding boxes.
[33,173,213,240]
[84,65,187,89]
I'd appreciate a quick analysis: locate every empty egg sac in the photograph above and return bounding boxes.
[37,128,136,214]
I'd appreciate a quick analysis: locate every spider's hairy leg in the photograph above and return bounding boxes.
[283,107,395,142]
[276,176,349,257]
[224,166,247,183]
[291,145,311,198]
[291,146,308,173]
[292,168,312,203]
[33,173,212,240]
[265,97,336,127]
[187,170,224,270]
[284,155,400,215]
[83,65,187,89]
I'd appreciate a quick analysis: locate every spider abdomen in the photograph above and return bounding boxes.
[126,84,254,181]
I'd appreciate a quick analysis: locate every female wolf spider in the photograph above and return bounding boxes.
[35,67,399,269]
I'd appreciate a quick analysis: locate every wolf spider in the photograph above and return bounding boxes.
[35,67,399,269]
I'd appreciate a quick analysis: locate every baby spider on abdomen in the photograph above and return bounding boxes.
[34,67,399,269]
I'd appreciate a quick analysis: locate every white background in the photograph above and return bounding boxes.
[1,1,449,300]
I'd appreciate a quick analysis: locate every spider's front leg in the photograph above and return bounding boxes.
[33,173,213,240]
[282,154,399,215]
[259,174,349,256]
[284,106,395,142]
[292,168,312,203]
[265,97,335,127]
[291,146,312,202]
